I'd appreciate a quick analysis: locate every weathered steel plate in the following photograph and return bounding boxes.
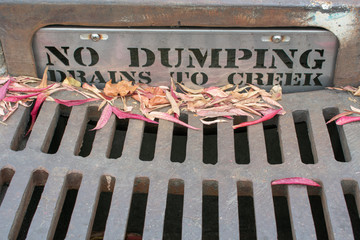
[33,28,338,92]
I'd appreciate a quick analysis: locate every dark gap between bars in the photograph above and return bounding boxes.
[11,104,36,151]
[47,106,72,154]
[108,118,129,159]
[202,180,219,240]
[264,116,282,164]
[233,116,250,164]
[139,122,158,161]
[203,123,218,165]
[237,181,256,239]
[0,168,15,207]
[170,115,188,163]
[271,185,293,240]
[90,175,116,239]
[341,180,360,240]
[323,108,349,162]
[307,186,329,240]
[292,110,315,164]
[163,179,184,240]
[78,120,98,157]
[126,177,150,237]
[53,172,82,240]
[16,170,48,240]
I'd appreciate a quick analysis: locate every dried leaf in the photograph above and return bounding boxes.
[205,87,228,98]
[233,108,282,129]
[27,93,47,134]
[3,102,18,121]
[9,83,56,92]
[270,85,282,100]
[104,80,138,97]
[112,106,158,124]
[350,105,360,113]
[39,66,48,88]
[149,111,199,130]
[326,111,354,124]
[0,79,12,101]
[262,96,283,109]
[4,93,40,102]
[62,75,81,87]
[165,90,180,116]
[91,104,112,130]
[54,98,100,107]
[272,177,320,187]
[200,118,228,125]
[336,115,360,125]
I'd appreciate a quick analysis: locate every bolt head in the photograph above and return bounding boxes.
[90,34,101,42]
[272,35,282,43]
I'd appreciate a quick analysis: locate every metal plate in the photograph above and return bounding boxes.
[33,28,338,92]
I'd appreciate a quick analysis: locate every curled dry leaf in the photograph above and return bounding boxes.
[270,85,282,101]
[8,83,56,92]
[104,80,138,97]
[112,106,158,124]
[91,104,113,130]
[233,108,282,129]
[27,93,47,135]
[0,79,11,101]
[62,75,81,87]
[149,111,199,130]
[39,66,48,88]
[336,116,360,125]
[54,98,100,107]
[272,177,320,187]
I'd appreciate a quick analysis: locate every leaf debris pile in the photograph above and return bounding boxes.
[0,74,284,131]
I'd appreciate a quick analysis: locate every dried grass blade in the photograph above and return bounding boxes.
[200,118,228,125]
[4,93,40,102]
[233,108,282,129]
[326,111,354,124]
[39,66,48,88]
[54,98,100,107]
[9,83,56,92]
[272,177,320,187]
[165,90,180,116]
[262,96,283,109]
[149,111,199,130]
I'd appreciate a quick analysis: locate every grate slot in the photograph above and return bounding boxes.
[342,180,360,239]
[11,106,33,151]
[0,167,15,207]
[139,122,158,161]
[264,116,282,164]
[237,181,256,239]
[108,118,129,159]
[90,175,116,240]
[203,123,218,165]
[292,110,315,164]
[307,185,329,240]
[202,180,219,239]
[272,185,293,240]
[323,108,351,162]
[171,115,188,163]
[53,172,82,240]
[44,105,72,154]
[15,169,48,240]
[126,177,150,237]
[233,117,250,164]
[163,179,184,240]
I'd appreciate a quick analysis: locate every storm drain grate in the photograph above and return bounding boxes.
[0,90,359,239]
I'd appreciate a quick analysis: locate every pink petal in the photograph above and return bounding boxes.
[335,116,360,125]
[233,108,282,129]
[149,111,199,130]
[9,83,56,92]
[0,79,12,101]
[54,98,100,107]
[272,177,320,187]
[91,104,112,130]
[26,93,47,135]
[4,93,40,102]
[112,106,158,124]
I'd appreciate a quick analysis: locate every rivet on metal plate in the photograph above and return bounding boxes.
[80,33,109,41]
[261,35,291,43]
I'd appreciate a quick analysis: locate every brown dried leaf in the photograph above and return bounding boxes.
[270,85,282,100]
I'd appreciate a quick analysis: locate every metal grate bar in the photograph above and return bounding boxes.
[278,113,302,165]
[182,179,202,239]
[0,169,34,239]
[308,110,335,164]
[66,174,100,239]
[247,123,268,166]
[142,178,168,239]
[342,123,360,160]
[26,168,68,239]
[217,121,235,165]
[103,177,134,240]
[323,181,354,240]
[0,107,25,148]
[57,105,87,156]
[153,119,173,162]
[287,185,317,240]
[185,115,202,163]
[26,102,57,151]
[218,179,240,239]
[121,119,145,160]
[89,115,116,159]
[253,181,278,240]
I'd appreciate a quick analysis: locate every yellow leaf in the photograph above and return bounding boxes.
[62,76,81,87]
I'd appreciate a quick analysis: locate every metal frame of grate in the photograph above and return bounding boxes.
[0,89,359,240]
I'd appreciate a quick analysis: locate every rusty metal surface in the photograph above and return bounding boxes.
[0,89,358,239]
[0,0,359,87]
